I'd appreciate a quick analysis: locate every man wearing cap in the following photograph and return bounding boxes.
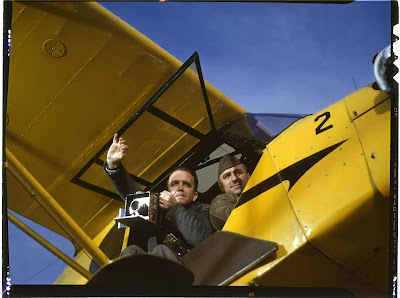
[210,154,251,230]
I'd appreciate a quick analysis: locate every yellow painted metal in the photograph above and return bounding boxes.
[223,85,389,296]
[245,242,383,295]
[8,211,92,280]
[351,98,391,198]
[224,148,306,249]
[55,250,92,285]
[7,1,245,244]
[122,227,130,252]
[344,84,390,121]
[223,147,308,286]
[271,98,379,270]
[6,148,110,267]
[55,218,117,285]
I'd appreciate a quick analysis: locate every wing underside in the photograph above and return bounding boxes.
[6,1,246,247]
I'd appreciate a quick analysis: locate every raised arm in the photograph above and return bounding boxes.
[104,134,141,200]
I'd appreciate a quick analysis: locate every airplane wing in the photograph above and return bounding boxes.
[6,1,246,248]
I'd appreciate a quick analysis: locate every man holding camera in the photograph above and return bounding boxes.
[209,155,251,230]
[104,134,213,263]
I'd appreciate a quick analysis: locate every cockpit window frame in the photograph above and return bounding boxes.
[70,52,218,200]
[70,52,307,202]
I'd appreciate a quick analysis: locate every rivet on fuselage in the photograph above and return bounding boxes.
[371,153,376,160]
[353,110,358,117]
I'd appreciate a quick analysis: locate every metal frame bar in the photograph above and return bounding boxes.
[121,227,130,252]
[146,132,222,192]
[8,212,93,280]
[194,149,240,171]
[218,246,277,286]
[195,55,216,131]
[92,158,151,187]
[147,106,205,140]
[6,148,110,267]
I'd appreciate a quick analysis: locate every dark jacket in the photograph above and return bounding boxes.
[104,162,213,251]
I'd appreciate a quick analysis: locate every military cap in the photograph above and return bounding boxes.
[218,154,242,176]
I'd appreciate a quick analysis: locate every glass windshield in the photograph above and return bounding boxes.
[195,143,241,193]
[218,113,307,144]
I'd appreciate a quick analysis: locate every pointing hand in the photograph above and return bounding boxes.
[106,133,128,169]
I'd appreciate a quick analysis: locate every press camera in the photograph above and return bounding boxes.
[114,191,161,228]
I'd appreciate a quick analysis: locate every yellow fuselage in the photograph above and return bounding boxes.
[224,84,390,296]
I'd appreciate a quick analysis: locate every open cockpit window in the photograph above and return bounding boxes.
[194,144,242,203]
[70,52,218,200]
[195,143,238,193]
[70,52,305,204]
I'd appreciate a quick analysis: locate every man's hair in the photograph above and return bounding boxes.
[167,166,198,192]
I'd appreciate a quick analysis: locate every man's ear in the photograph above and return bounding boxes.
[192,192,198,202]
[247,173,251,179]
[218,181,224,192]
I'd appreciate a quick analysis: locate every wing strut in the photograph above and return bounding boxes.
[8,212,93,280]
[6,148,110,267]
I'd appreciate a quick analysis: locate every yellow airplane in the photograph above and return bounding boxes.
[5,1,392,296]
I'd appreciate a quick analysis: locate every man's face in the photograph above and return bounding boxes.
[218,164,250,196]
[167,170,198,206]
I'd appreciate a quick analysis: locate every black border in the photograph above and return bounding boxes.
[3,1,12,296]
[390,1,399,297]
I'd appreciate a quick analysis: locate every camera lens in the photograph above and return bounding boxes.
[176,247,185,256]
[129,200,148,216]
[137,203,148,216]
[130,200,139,211]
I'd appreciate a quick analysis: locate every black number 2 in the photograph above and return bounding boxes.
[315,112,333,135]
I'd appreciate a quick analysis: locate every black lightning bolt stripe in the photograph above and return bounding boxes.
[235,139,348,209]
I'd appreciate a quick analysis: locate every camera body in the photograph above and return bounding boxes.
[164,233,190,256]
[125,192,159,223]
[115,191,160,228]
[114,192,190,256]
